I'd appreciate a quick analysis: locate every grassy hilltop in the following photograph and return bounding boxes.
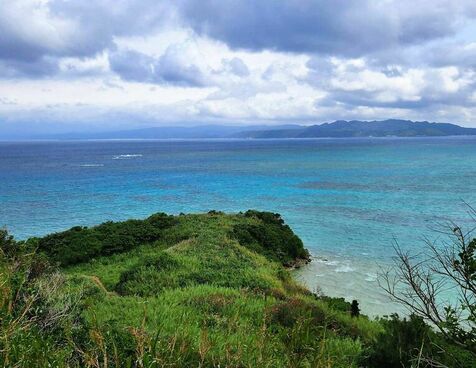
[1,211,474,367]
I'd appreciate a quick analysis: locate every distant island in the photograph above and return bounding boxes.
[20,119,476,140]
[234,119,476,138]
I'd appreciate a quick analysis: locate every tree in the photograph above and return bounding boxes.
[0,228,17,257]
[350,300,360,318]
[379,210,476,355]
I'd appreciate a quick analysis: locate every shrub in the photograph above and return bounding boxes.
[317,296,351,314]
[0,228,17,257]
[36,213,176,266]
[0,231,85,367]
[231,211,310,264]
[366,314,475,368]
[350,300,360,318]
[267,298,326,330]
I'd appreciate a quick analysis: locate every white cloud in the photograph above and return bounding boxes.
[0,0,476,133]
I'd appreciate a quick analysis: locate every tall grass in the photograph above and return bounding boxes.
[1,212,472,367]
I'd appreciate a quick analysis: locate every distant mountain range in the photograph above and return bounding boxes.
[40,124,302,140]
[22,119,476,140]
[234,119,476,138]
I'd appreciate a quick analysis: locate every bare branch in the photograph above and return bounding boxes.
[379,225,476,354]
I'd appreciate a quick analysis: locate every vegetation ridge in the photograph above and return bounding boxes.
[0,211,474,367]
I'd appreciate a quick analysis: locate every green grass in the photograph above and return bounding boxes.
[60,212,378,367]
[2,210,472,367]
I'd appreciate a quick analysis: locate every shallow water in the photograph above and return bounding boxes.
[2,137,476,316]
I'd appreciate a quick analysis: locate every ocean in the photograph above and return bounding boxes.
[2,137,476,316]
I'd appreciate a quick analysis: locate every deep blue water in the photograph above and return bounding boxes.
[2,137,476,315]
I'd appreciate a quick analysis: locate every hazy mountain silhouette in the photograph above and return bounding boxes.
[234,119,476,138]
[12,120,476,140]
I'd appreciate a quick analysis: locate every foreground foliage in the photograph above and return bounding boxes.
[1,212,474,367]
[380,215,476,359]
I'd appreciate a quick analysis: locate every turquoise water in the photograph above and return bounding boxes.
[2,137,476,315]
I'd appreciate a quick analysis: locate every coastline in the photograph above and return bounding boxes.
[3,134,476,143]
[2,210,473,366]
[293,249,407,318]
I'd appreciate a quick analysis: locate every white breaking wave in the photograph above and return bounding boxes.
[365,272,377,282]
[113,154,143,160]
[79,164,104,167]
[313,257,341,266]
[334,264,355,273]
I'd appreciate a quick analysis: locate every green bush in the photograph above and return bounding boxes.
[36,213,176,266]
[317,296,351,314]
[0,228,18,257]
[231,210,310,264]
[366,314,475,368]
[267,298,327,330]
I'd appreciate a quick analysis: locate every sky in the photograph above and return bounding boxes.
[0,0,476,136]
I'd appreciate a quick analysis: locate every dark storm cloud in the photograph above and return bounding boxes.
[177,0,476,57]
[178,0,389,56]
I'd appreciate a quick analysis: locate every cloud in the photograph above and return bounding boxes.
[2,1,474,78]
[108,50,156,83]
[155,44,206,86]
[423,42,476,69]
[178,0,476,57]
[0,56,59,78]
[221,57,249,77]
[306,57,476,112]
[109,43,206,87]
[0,0,175,76]
[110,44,252,87]
[1,0,476,131]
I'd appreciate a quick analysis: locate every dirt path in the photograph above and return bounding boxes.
[83,275,118,296]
